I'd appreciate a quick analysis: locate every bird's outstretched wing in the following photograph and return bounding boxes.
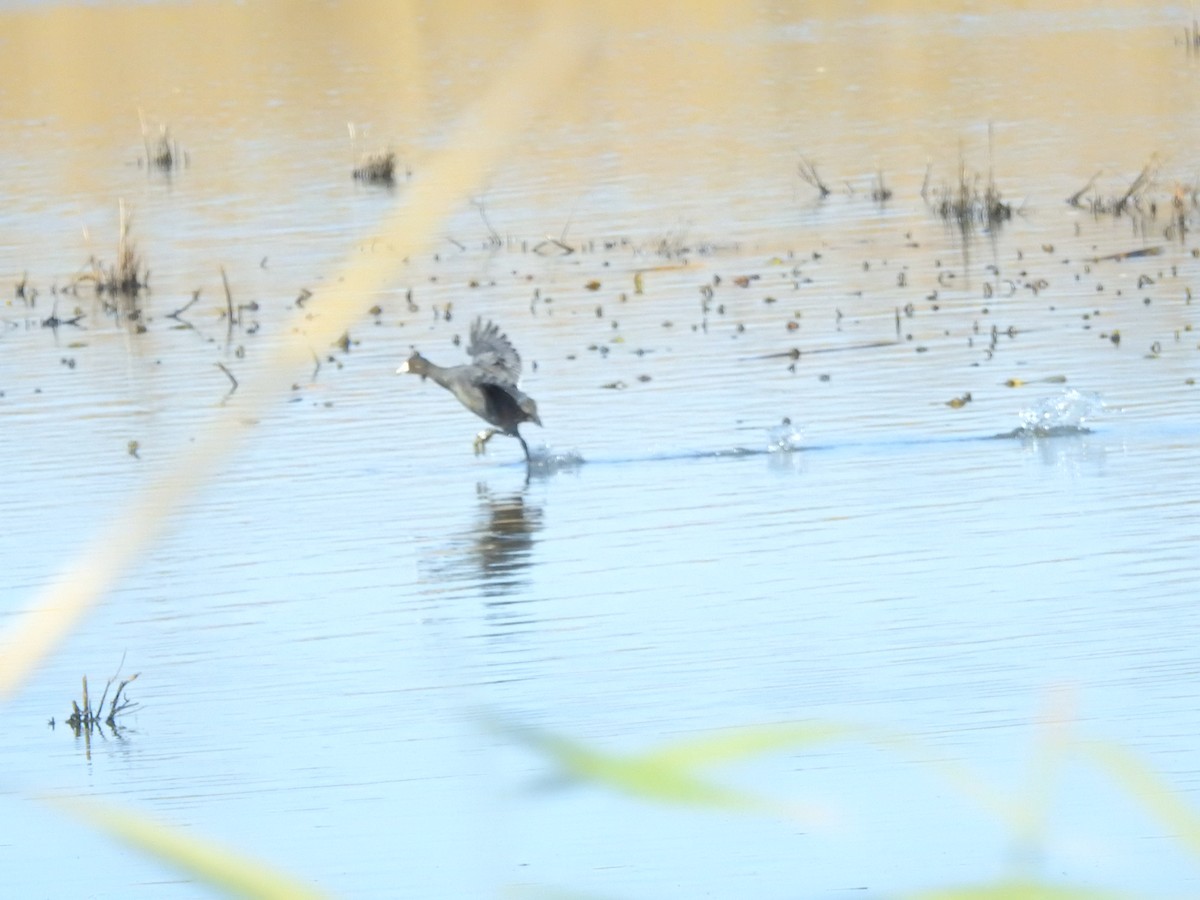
[467,318,522,384]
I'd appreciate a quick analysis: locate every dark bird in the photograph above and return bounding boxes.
[398,318,542,462]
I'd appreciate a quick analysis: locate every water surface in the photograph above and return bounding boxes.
[1,2,1199,897]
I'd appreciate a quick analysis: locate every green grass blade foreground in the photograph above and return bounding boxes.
[491,717,859,821]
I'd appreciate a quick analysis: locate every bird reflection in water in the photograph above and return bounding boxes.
[465,483,543,600]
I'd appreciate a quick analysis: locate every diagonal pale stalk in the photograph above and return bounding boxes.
[1078,738,1200,859]
[0,5,591,700]
[908,879,1132,900]
[51,796,328,900]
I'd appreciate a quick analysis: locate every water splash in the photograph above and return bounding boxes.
[767,417,804,453]
[528,445,585,472]
[1011,388,1105,437]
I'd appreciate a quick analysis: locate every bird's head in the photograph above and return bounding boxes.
[397,350,429,380]
[521,396,542,427]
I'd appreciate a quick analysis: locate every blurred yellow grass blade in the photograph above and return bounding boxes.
[50,796,327,900]
[1078,738,1200,858]
[910,879,1132,900]
[0,4,591,700]
[640,721,856,768]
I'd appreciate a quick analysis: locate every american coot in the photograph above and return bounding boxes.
[398,318,542,461]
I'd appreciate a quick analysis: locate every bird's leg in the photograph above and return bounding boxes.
[473,428,497,456]
[517,432,531,463]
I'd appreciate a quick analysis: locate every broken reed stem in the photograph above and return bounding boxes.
[1116,164,1152,213]
[798,157,831,197]
[107,674,139,725]
[1067,171,1101,207]
[474,200,502,247]
[216,363,238,395]
[169,291,201,321]
[220,266,234,335]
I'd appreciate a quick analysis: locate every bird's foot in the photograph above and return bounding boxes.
[473,428,497,456]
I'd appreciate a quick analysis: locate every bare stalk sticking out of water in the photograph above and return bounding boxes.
[1066,171,1101,207]
[798,157,832,198]
[221,266,234,318]
[474,199,503,248]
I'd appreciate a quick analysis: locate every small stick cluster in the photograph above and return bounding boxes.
[65,671,140,735]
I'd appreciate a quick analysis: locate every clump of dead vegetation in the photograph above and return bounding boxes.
[1067,158,1199,239]
[1180,17,1200,54]
[139,110,186,171]
[83,201,149,299]
[63,669,139,737]
[348,122,402,185]
[922,157,1012,231]
[353,148,398,184]
[797,157,832,198]
[1066,160,1157,217]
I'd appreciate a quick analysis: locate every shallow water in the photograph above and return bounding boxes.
[2,2,1200,897]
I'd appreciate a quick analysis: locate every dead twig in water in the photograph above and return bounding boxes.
[797,157,831,198]
[220,266,235,337]
[474,199,503,248]
[1090,246,1164,262]
[871,169,892,202]
[216,362,238,395]
[533,237,575,256]
[1114,162,1154,215]
[1066,170,1101,207]
[64,664,140,737]
[168,290,201,324]
[746,340,899,362]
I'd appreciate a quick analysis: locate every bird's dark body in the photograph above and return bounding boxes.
[398,318,541,461]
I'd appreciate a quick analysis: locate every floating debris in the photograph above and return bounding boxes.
[1090,246,1163,263]
[1005,375,1067,388]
